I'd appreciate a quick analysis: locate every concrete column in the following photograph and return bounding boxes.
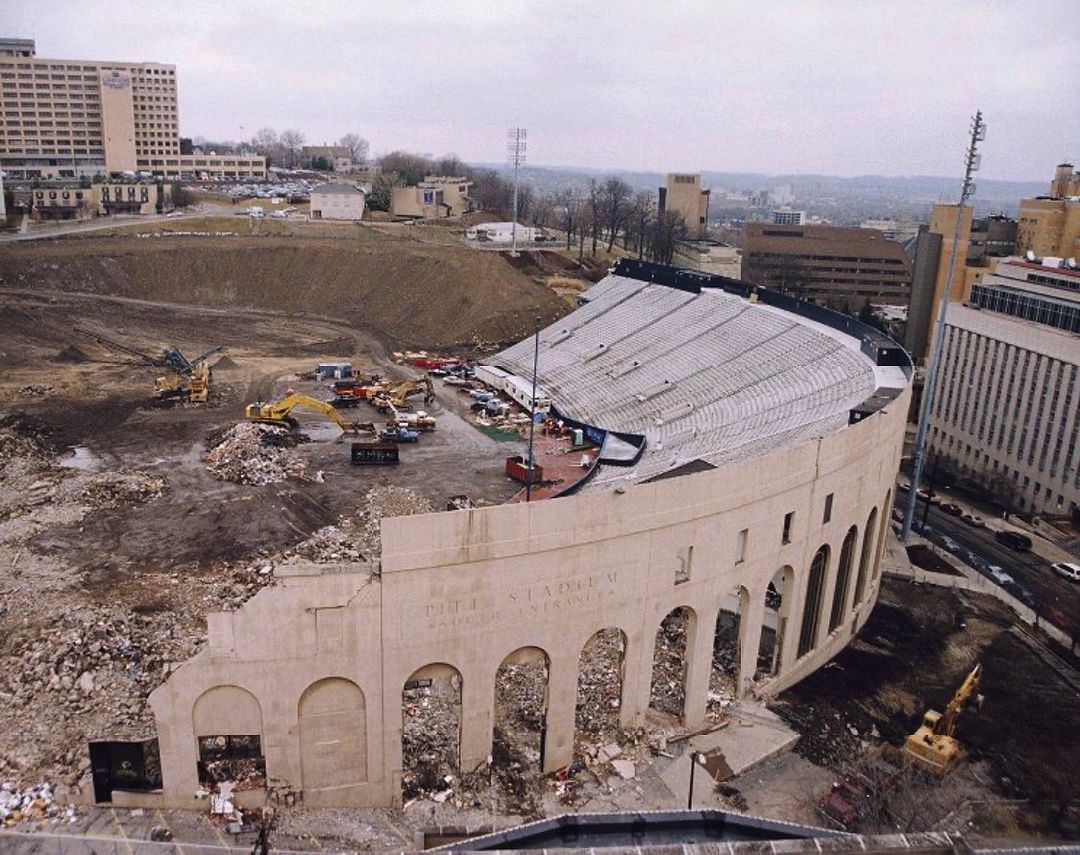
[619,630,649,729]
[737,591,766,699]
[459,668,494,773]
[542,653,579,773]
[681,605,716,730]
[153,700,200,807]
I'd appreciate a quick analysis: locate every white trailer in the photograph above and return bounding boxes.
[474,364,511,392]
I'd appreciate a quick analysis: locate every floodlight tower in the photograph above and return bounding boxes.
[901,110,986,542]
[507,127,527,257]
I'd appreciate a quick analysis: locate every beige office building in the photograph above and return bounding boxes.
[661,173,709,237]
[390,175,472,219]
[0,38,264,181]
[1016,163,1080,260]
[928,258,1080,517]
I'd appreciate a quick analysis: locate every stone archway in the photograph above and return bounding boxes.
[711,587,749,714]
[299,678,366,792]
[797,546,830,658]
[757,566,794,678]
[574,628,627,757]
[649,606,697,720]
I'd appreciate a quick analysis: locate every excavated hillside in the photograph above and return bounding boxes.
[0,236,568,347]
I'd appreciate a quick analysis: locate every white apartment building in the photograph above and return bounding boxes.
[929,258,1080,517]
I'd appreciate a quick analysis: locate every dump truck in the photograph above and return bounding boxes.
[380,426,419,443]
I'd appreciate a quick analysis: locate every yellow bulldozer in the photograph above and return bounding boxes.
[370,375,435,412]
[903,663,983,774]
[244,393,375,434]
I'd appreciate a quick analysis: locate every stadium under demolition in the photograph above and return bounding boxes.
[1,249,1077,849]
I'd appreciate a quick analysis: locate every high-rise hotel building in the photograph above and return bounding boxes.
[0,38,264,180]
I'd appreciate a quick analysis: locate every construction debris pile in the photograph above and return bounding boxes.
[204,422,309,485]
[489,660,548,815]
[649,609,690,717]
[354,485,434,561]
[0,782,77,828]
[574,629,626,746]
[80,472,164,509]
[401,678,462,800]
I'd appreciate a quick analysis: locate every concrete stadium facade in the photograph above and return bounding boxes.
[140,269,910,810]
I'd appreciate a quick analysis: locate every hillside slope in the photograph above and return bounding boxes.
[0,236,568,347]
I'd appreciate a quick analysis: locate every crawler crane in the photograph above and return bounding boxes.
[903,663,983,773]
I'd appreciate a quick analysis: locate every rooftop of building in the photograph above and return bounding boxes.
[311,182,364,195]
[492,261,907,489]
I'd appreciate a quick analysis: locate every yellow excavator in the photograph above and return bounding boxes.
[244,393,375,434]
[371,375,436,412]
[903,663,982,773]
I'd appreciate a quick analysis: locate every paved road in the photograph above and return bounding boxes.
[901,489,1080,640]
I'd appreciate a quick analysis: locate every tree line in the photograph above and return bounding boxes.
[188,132,689,262]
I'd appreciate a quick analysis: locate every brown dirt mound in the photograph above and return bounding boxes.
[53,344,89,363]
[0,237,568,348]
[211,355,239,370]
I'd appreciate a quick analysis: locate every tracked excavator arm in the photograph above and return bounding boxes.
[244,393,376,434]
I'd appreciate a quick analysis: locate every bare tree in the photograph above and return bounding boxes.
[279,129,305,169]
[554,186,581,251]
[250,127,281,165]
[337,133,369,165]
[601,177,633,251]
[649,209,686,264]
[587,180,602,256]
[623,191,655,259]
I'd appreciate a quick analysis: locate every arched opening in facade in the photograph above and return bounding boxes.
[649,606,696,720]
[492,646,550,803]
[575,628,627,756]
[299,678,367,791]
[853,507,878,607]
[797,546,830,658]
[192,685,266,789]
[828,527,858,633]
[401,663,462,800]
[757,566,794,678]
[873,489,892,582]
[710,586,749,714]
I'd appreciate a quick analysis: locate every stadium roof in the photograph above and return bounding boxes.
[493,268,907,489]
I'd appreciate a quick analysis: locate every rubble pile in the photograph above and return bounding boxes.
[204,422,308,485]
[0,782,77,828]
[0,561,274,788]
[649,609,689,717]
[0,413,57,479]
[282,524,364,564]
[401,679,462,800]
[575,629,626,745]
[353,485,434,560]
[80,471,165,509]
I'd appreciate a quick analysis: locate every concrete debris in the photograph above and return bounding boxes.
[649,608,690,717]
[610,759,636,779]
[401,678,461,800]
[204,422,309,485]
[575,628,625,746]
[0,782,77,828]
[80,471,164,509]
[18,385,53,398]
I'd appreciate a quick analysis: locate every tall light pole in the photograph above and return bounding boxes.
[902,110,986,542]
[507,127,527,257]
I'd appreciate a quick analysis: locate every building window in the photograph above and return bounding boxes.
[782,511,794,544]
[674,546,692,586]
[823,493,834,524]
[736,529,748,564]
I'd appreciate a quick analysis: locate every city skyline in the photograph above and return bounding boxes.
[1,0,1076,183]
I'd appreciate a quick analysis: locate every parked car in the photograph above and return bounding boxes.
[1051,562,1080,582]
[940,502,963,516]
[986,566,1015,586]
[994,530,1033,551]
[961,513,985,528]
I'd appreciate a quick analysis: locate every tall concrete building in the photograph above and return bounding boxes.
[905,206,1017,361]
[659,173,709,237]
[0,38,264,180]
[1016,162,1080,260]
[928,257,1080,518]
[743,222,911,308]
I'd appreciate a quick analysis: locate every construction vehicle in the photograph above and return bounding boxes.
[74,326,221,403]
[903,664,982,773]
[244,393,375,434]
[386,402,436,432]
[330,377,387,408]
[379,426,419,443]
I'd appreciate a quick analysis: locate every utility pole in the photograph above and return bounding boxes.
[507,127,527,257]
[525,313,541,502]
[902,110,985,542]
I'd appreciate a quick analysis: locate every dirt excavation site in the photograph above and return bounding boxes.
[0,228,1078,850]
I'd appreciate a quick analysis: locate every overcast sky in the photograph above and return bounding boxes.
[3,1,1077,182]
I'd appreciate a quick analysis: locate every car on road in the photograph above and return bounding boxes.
[994,530,1033,551]
[165,210,184,219]
[940,502,963,516]
[961,512,985,527]
[1051,562,1080,582]
[986,565,1015,586]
